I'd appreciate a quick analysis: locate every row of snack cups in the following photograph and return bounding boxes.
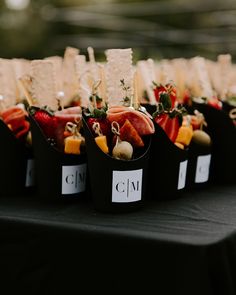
[0,104,235,213]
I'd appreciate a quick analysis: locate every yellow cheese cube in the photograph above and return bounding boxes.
[175,126,193,146]
[95,135,109,154]
[64,136,82,155]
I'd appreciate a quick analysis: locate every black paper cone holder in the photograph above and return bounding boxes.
[29,115,88,201]
[83,117,151,213]
[187,102,236,184]
[186,141,212,190]
[0,120,34,196]
[148,122,188,200]
[222,101,236,115]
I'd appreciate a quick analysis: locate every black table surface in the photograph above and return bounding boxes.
[1,184,236,295]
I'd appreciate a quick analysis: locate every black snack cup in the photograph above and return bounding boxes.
[29,115,87,200]
[188,102,236,184]
[83,117,151,213]
[186,141,212,190]
[0,120,35,196]
[148,122,188,200]
[222,101,236,114]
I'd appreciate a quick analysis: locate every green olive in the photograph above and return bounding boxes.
[112,141,133,160]
[192,130,211,146]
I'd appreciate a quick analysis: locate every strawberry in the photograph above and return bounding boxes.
[154,85,167,102]
[34,110,57,139]
[155,113,180,143]
[207,97,222,110]
[154,83,177,108]
[87,117,111,138]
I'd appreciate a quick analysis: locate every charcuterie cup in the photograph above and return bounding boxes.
[186,141,212,190]
[190,102,236,184]
[83,116,151,213]
[148,122,188,200]
[29,115,88,201]
[0,119,34,196]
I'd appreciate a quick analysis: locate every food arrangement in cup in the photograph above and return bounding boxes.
[0,45,234,200]
[82,48,155,162]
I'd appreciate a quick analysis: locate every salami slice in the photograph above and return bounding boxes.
[54,106,82,149]
[107,106,155,136]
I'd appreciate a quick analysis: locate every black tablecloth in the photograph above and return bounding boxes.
[1,185,236,294]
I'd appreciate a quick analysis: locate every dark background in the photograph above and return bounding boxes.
[1,0,236,61]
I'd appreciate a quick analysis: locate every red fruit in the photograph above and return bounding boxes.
[168,117,180,142]
[207,97,222,110]
[154,83,177,108]
[34,110,57,139]
[155,113,180,142]
[87,117,111,137]
[154,85,167,101]
[154,113,169,131]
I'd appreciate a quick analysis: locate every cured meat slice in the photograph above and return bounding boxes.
[120,119,144,148]
[54,106,82,149]
[1,106,29,139]
[107,106,154,136]
[1,106,26,124]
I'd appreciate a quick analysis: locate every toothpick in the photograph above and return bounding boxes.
[18,77,33,106]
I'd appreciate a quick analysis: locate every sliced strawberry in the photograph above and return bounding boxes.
[120,119,144,148]
[34,110,57,139]
[155,113,180,142]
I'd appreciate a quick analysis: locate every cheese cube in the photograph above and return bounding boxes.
[64,136,82,155]
[175,126,193,146]
[95,135,109,154]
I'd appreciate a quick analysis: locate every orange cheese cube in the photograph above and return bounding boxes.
[64,136,82,155]
[95,135,109,154]
[175,125,193,146]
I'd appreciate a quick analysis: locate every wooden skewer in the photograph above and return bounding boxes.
[18,77,34,106]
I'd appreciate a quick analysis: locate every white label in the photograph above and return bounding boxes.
[195,154,211,183]
[62,164,87,195]
[25,159,35,187]
[177,160,188,190]
[112,169,143,203]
